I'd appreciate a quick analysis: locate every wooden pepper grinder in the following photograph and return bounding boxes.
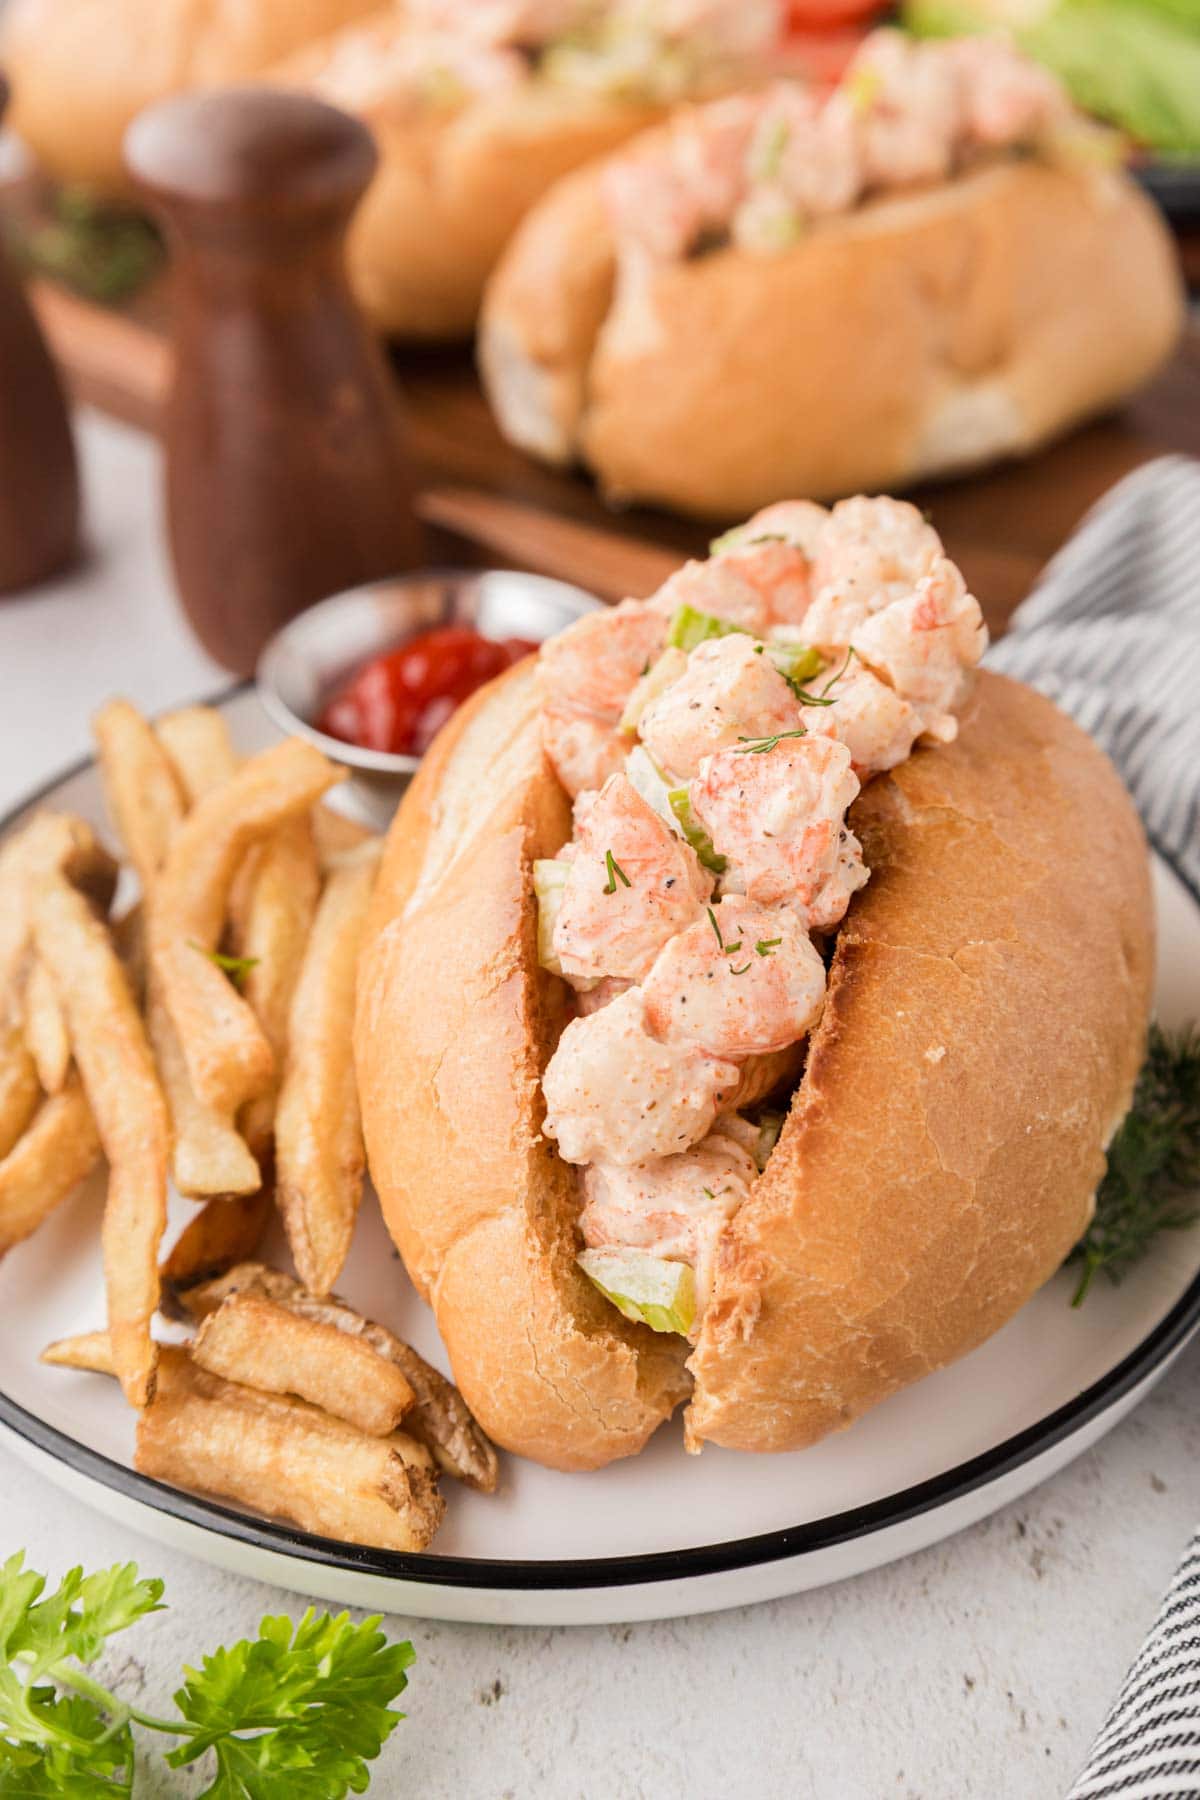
[0,73,81,593]
[125,88,425,675]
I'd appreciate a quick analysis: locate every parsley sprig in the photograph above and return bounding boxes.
[0,1554,413,1797]
[1068,1023,1200,1306]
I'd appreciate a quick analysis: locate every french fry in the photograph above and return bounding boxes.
[0,1076,101,1257]
[42,1339,446,1550]
[135,1346,444,1552]
[92,701,263,1198]
[192,1291,415,1437]
[232,816,320,1161]
[148,989,261,1198]
[0,812,117,998]
[0,1016,40,1161]
[33,877,168,1406]
[93,699,186,889]
[179,1263,499,1491]
[21,955,70,1093]
[160,1190,273,1296]
[150,739,342,1114]
[40,1327,115,1374]
[155,706,238,803]
[275,847,378,1295]
[311,806,376,869]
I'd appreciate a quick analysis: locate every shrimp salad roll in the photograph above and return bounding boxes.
[481,29,1183,511]
[357,499,1153,1468]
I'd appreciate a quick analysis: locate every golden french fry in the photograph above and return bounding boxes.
[179,1262,499,1491]
[0,1016,40,1161]
[0,1075,101,1257]
[192,1291,414,1437]
[148,988,261,1198]
[112,903,146,1003]
[33,877,168,1406]
[93,699,186,890]
[311,806,376,870]
[275,847,378,1295]
[160,1190,273,1296]
[150,739,342,1114]
[41,1328,115,1374]
[22,955,70,1094]
[135,1346,444,1552]
[0,812,117,998]
[155,706,239,804]
[92,704,295,1189]
[232,816,320,1161]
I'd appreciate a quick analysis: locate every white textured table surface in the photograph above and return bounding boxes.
[0,410,1196,1800]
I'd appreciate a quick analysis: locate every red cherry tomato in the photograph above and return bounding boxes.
[316,626,538,757]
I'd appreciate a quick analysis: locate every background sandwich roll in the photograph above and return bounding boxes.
[480,154,1184,514]
[0,0,380,193]
[357,664,1154,1469]
[269,24,662,339]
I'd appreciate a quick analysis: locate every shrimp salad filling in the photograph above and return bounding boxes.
[532,497,988,1340]
[603,29,1119,264]
[319,0,786,114]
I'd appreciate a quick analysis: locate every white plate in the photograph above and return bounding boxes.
[1,685,1198,1627]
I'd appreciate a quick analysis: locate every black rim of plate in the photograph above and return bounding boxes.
[1,685,1198,1594]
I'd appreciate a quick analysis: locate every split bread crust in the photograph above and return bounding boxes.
[355,665,1154,1468]
[480,155,1185,513]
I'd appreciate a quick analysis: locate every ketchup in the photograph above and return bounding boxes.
[317,625,538,756]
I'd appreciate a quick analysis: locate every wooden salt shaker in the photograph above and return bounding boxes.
[0,73,80,593]
[125,88,424,675]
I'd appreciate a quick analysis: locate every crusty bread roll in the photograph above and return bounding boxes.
[480,155,1184,514]
[269,22,663,339]
[355,666,1153,1468]
[0,0,381,194]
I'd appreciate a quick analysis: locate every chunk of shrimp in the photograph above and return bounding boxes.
[408,0,591,48]
[537,599,666,724]
[639,634,802,782]
[746,83,862,217]
[579,1126,760,1310]
[804,496,944,648]
[646,558,771,636]
[809,662,923,780]
[711,537,814,628]
[543,987,739,1165]
[642,894,826,1058]
[853,557,987,734]
[603,94,760,262]
[542,708,629,800]
[839,30,963,190]
[950,37,1068,149]
[691,735,867,927]
[553,774,713,984]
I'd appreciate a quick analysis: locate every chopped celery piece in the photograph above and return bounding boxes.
[625,745,678,831]
[666,603,750,654]
[754,1110,785,1171]
[767,641,823,686]
[533,858,570,974]
[578,1248,697,1336]
[618,647,688,734]
[667,785,726,874]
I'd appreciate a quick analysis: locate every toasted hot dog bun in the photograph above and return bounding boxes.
[356,666,1153,1467]
[0,0,380,194]
[480,154,1184,513]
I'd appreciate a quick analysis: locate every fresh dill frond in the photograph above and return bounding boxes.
[1068,1022,1200,1306]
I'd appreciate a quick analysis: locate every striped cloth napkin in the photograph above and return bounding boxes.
[986,454,1200,1799]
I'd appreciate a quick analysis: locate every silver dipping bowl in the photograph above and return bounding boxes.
[256,568,600,826]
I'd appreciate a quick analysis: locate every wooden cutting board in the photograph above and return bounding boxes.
[28,274,1200,640]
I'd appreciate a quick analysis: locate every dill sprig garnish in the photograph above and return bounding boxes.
[1068,1022,1200,1306]
[602,849,631,894]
